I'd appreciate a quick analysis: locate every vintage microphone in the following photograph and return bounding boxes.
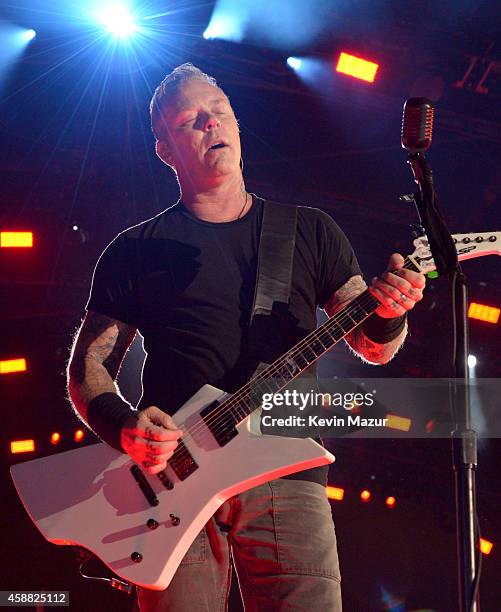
[401,98,480,612]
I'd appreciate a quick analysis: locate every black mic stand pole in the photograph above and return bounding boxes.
[406,151,480,612]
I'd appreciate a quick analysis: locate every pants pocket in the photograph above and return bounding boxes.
[271,479,341,581]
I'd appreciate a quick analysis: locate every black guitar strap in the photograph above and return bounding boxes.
[247,199,298,376]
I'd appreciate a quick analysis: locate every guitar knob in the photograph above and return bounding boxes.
[475,237,483,243]
[147,519,159,530]
[131,552,143,563]
[462,237,470,243]
[170,514,180,526]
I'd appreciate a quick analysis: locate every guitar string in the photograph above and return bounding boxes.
[158,256,417,467]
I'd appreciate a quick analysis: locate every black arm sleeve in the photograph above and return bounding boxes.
[86,233,141,327]
[315,210,363,308]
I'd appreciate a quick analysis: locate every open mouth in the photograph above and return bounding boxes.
[208,142,227,151]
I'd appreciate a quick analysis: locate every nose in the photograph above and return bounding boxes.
[204,114,221,131]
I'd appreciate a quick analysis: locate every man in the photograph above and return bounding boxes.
[68,63,425,611]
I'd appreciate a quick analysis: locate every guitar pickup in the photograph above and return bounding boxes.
[168,441,199,481]
[200,400,238,447]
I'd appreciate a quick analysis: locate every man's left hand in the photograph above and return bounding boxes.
[369,253,426,319]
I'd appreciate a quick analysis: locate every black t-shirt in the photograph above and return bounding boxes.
[86,194,362,484]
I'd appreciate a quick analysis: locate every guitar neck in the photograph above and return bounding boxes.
[225,256,420,422]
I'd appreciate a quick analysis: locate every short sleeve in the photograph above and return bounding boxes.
[86,233,141,327]
[315,210,363,308]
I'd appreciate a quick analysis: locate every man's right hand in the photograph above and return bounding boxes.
[121,405,183,475]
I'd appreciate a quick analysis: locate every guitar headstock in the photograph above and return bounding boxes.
[409,232,501,273]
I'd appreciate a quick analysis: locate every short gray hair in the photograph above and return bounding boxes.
[150,63,221,142]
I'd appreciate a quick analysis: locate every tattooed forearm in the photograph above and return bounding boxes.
[323,275,408,364]
[323,275,367,317]
[344,321,408,365]
[67,311,136,421]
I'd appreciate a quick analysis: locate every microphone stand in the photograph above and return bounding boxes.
[406,151,480,612]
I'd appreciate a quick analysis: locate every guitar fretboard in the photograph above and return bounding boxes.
[220,256,420,424]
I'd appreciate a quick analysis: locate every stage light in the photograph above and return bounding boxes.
[22,29,36,42]
[326,486,345,501]
[360,489,371,502]
[479,538,493,555]
[203,14,243,42]
[50,432,61,445]
[468,354,477,368]
[0,358,27,374]
[385,414,412,432]
[10,439,35,454]
[287,57,302,70]
[0,232,33,247]
[74,429,85,442]
[97,4,138,38]
[386,496,396,508]
[426,419,435,434]
[468,303,499,324]
[336,52,379,83]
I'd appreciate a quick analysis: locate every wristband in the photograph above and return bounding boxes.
[86,392,137,452]
[362,312,407,344]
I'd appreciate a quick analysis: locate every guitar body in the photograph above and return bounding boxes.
[10,384,334,590]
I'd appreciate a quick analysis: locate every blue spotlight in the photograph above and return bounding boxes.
[22,29,37,42]
[203,11,244,42]
[287,56,302,70]
[97,4,138,38]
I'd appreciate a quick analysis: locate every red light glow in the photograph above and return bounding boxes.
[336,52,379,83]
[10,439,35,454]
[0,232,33,247]
[360,489,371,502]
[386,496,396,508]
[74,429,85,442]
[326,486,345,501]
[468,303,500,324]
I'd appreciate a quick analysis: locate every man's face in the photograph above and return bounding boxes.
[157,80,241,186]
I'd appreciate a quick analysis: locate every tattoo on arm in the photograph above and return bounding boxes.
[323,275,367,317]
[323,275,407,364]
[67,311,136,417]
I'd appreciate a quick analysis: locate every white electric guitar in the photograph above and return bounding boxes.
[10,232,500,590]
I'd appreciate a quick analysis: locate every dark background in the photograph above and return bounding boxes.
[1,1,500,610]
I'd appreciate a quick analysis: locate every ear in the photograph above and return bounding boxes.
[156,140,175,169]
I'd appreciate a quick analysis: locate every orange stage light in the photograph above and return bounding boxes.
[480,539,494,555]
[0,231,33,247]
[360,489,371,502]
[468,303,500,324]
[10,439,35,454]
[336,52,379,83]
[385,414,412,432]
[386,496,396,508]
[74,429,85,442]
[326,486,345,501]
[50,432,61,445]
[0,358,27,374]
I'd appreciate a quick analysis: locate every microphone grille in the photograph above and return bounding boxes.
[401,98,434,152]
